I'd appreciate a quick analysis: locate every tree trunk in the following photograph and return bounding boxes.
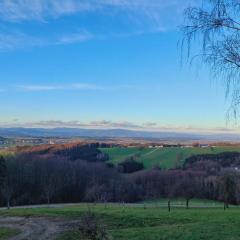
[122,202,125,212]
[168,200,171,212]
[186,199,189,209]
[7,200,10,210]
[224,201,229,210]
[47,195,50,207]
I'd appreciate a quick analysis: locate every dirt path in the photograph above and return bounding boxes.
[0,216,79,240]
[142,148,159,157]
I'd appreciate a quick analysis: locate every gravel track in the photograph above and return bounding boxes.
[0,216,79,240]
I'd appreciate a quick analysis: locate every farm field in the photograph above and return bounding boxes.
[0,150,15,158]
[0,202,240,240]
[100,146,240,169]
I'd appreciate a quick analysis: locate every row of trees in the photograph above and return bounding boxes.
[132,168,240,211]
[1,150,240,209]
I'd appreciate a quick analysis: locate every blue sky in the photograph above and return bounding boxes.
[0,0,235,133]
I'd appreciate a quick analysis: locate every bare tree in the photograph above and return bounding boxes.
[2,182,13,210]
[1,159,17,209]
[218,169,238,209]
[182,0,240,118]
[165,172,177,212]
[42,175,59,205]
[79,211,111,240]
[0,156,6,188]
[174,171,199,209]
[85,184,110,204]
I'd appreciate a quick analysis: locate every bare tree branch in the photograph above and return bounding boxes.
[182,0,240,122]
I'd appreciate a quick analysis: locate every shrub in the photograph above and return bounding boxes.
[118,157,144,173]
[79,212,111,240]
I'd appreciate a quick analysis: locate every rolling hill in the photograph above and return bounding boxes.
[100,146,240,169]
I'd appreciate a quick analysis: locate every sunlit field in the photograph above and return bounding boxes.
[100,146,240,169]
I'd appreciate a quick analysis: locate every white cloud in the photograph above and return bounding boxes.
[0,0,196,22]
[17,85,60,91]
[143,122,158,127]
[0,119,239,135]
[0,0,200,50]
[15,83,140,92]
[0,119,142,129]
[16,83,103,91]
[0,0,92,22]
[0,31,45,50]
[57,31,93,44]
[70,83,104,90]
[0,29,94,51]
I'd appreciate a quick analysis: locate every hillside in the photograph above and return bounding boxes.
[100,146,240,169]
[2,142,240,228]
[2,143,240,170]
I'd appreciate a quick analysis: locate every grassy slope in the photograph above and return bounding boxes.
[100,146,240,169]
[0,227,19,240]
[0,150,15,158]
[45,206,240,240]
[0,203,239,240]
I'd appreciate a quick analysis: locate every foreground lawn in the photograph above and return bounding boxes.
[143,198,226,207]
[1,202,240,240]
[57,205,240,240]
[0,227,19,240]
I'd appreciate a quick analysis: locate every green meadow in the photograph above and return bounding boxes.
[0,150,15,158]
[1,202,240,240]
[100,146,240,169]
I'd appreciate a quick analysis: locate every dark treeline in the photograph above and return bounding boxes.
[184,152,240,169]
[118,157,144,173]
[1,144,240,209]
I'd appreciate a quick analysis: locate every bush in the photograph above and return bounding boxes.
[79,212,111,240]
[118,157,144,173]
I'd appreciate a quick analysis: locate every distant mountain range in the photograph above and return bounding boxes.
[0,127,240,142]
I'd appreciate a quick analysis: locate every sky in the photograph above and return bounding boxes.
[0,0,236,133]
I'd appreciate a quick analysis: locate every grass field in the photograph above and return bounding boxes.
[100,146,240,169]
[0,150,15,158]
[0,227,19,240]
[142,198,225,207]
[1,202,240,240]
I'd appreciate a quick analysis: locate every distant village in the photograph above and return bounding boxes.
[0,137,73,149]
[125,143,214,149]
[0,135,236,150]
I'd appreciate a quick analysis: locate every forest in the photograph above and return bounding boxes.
[0,143,240,210]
